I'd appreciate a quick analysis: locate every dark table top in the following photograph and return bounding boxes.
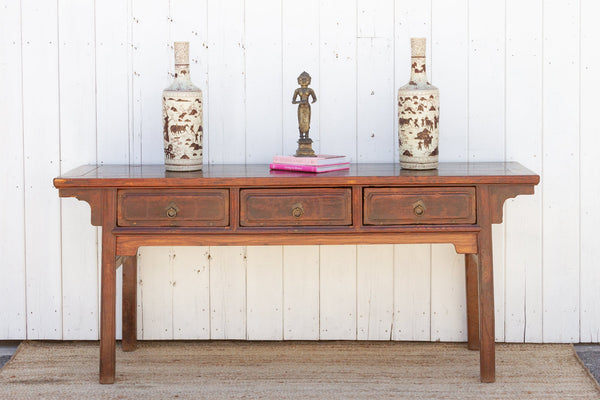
[54,162,540,188]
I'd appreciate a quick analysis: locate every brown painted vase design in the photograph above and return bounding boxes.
[162,42,203,171]
[398,38,439,170]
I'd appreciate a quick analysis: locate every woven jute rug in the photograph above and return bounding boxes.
[1,341,599,400]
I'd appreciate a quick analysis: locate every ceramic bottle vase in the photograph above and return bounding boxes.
[398,38,439,170]
[162,42,203,171]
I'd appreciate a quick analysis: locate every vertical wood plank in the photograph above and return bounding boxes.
[168,3,212,339]
[57,0,99,341]
[431,0,468,162]
[356,0,394,162]
[467,0,506,162]
[402,0,462,343]
[61,200,98,340]
[245,0,282,162]
[396,0,432,163]
[505,0,543,343]
[95,0,131,164]
[131,0,172,340]
[115,263,123,341]
[121,255,137,350]
[207,0,246,164]
[431,245,467,341]
[320,245,357,340]
[492,223,505,342]
[170,0,209,165]
[0,0,27,339]
[468,0,507,342]
[99,190,117,384]
[131,0,170,164]
[171,247,210,339]
[210,246,246,339]
[319,0,357,158]
[579,0,600,343]
[283,246,319,340]
[542,0,580,343]
[138,247,173,340]
[465,254,480,349]
[246,246,283,340]
[477,186,496,383]
[282,0,320,156]
[393,244,431,341]
[22,0,62,339]
[136,249,143,340]
[95,0,131,342]
[357,245,393,340]
[395,0,435,343]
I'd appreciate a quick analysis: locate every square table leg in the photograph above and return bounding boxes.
[465,253,480,351]
[100,190,117,384]
[477,224,495,382]
[122,255,138,352]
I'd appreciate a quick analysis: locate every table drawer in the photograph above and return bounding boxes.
[240,188,352,227]
[363,187,476,225]
[117,189,229,227]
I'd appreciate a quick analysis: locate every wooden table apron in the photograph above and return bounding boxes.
[53,163,539,384]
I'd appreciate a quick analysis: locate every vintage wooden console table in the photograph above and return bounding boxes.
[54,162,539,384]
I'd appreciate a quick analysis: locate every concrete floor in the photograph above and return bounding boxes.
[1,342,599,384]
[574,344,600,384]
[0,342,19,370]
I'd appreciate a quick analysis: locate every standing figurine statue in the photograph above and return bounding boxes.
[292,71,317,157]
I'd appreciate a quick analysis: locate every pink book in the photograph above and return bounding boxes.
[269,162,350,173]
[272,154,349,166]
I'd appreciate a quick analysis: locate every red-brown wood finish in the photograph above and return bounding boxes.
[114,231,480,256]
[99,189,117,384]
[54,162,539,384]
[121,255,137,352]
[477,185,496,382]
[240,188,352,226]
[117,189,229,227]
[465,253,480,351]
[363,187,476,225]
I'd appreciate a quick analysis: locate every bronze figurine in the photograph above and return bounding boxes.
[292,71,317,157]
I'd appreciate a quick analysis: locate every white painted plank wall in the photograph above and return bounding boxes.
[282,0,320,156]
[58,0,99,341]
[394,0,435,342]
[429,0,467,342]
[580,0,600,343]
[283,246,320,340]
[505,0,543,343]
[21,0,63,340]
[468,0,507,342]
[246,247,283,340]
[0,0,27,339]
[95,0,133,341]
[171,247,210,339]
[206,0,245,164]
[209,247,246,339]
[2,0,600,343]
[542,0,581,343]
[393,245,431,341]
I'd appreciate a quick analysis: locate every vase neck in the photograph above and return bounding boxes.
[173,41,192,84]
[409,56,429,85]
[174,64,192,84]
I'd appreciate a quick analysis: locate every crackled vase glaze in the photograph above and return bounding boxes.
[162,42,203,171]
[398,38,439,170]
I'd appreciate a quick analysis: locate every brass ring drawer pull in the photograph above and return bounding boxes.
[291,204,304,218]
[413,200,426,216]
[165,202,180,218]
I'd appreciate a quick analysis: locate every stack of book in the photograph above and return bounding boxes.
[270,154,350,173]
